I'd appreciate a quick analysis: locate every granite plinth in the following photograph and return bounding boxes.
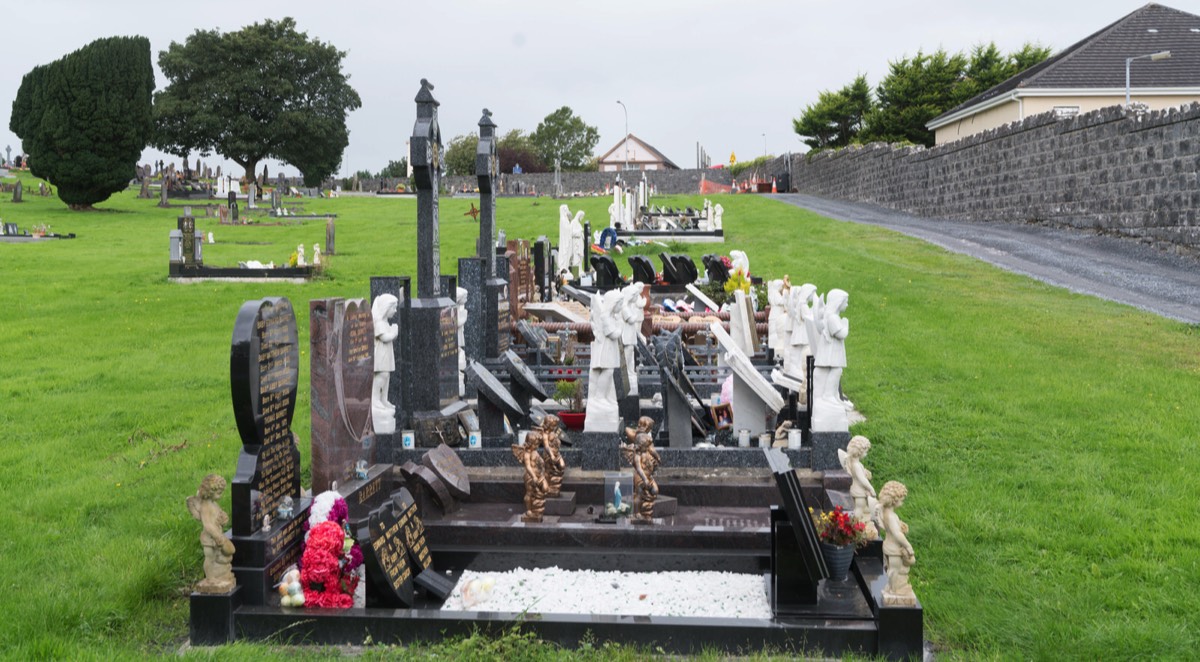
[388,445,809,469]
[579,431,621,471]
[544,492,576,516]
[232,536,303,606]
[811,431,852,471]
[189,586,241,645]
[228,499,312,567]
[457,257,486,364]
[652,495,678,517]
[859,554,924,662]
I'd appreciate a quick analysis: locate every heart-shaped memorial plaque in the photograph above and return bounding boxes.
[229,297,301,536]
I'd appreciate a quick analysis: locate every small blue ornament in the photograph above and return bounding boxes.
[613,482,623,510]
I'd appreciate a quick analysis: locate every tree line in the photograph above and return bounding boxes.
[793,43,1052,151]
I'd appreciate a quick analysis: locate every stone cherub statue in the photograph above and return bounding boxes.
[879,480,917,606]
[838,435,879,538]
[512,430,549,523]
[371,294,399,434]
[540,415,566,498]
[186,474,237,594]
[621,416,662,523]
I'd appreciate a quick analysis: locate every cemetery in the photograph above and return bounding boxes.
[2,26,1199,657]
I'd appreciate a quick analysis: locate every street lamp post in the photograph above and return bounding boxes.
[616,100,628,171]
[1125,50,1171,107]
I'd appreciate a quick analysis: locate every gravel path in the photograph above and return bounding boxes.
[441,567,772,619]
[768,194,1200,324]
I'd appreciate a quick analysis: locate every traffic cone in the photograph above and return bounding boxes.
[771,178,777,193]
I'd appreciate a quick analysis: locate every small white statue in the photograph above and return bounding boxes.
[584,289,624,432]
[371,294,399,434]
[456,287,468,397]
[713,203,724,230]
[838,436,879,538]
[207,231,214,244]
[569,211,586,274]
[296,244,306,267]
[312,244,321,266]
[729,249,748,276]
[620,283,646,397]
[767,278,788,357]
[880,481,916,606]
[812,288,849,432]
[558,204,573,272]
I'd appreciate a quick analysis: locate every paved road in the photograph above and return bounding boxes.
[769,193,1200,324]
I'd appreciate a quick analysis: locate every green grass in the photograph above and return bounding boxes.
[1,171,1197,660]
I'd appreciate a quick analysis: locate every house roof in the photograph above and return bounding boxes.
[597,134,680,169]
[929,3,1200,126]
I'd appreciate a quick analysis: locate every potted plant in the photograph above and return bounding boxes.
[553,379,586,430]
[810,505,870,581]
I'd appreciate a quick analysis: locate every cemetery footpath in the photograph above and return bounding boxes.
[0,167,1197,658]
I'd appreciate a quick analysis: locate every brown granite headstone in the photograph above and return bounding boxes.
[310,298,375,493]
[421,444,470,500]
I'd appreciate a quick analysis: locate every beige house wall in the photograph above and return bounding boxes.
[936,93,1200,145]
[934,101,1021,145]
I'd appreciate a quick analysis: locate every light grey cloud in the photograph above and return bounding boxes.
[0,0,1157,178]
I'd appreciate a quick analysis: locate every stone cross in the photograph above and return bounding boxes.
[411,79,442,299]
[476,108,498,277]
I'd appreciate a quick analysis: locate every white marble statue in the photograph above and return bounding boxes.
[296,244,306,267]
[729,289,756,357]
[584,290,624,432]
[456,287,468,397]
[569,211,586,274]
[880,481,916,606]
[838,435,879,538]
[767,278,788,357]
[713,203,724,230]
[608,202,620,230]
[612,183,622,228]
[371,294,400,434]
[312,244,321,266]
[811,288,849,432]
[729,250,749,277]
[207,231,215,244]
[620,283,646,397]
[558,204,573,272]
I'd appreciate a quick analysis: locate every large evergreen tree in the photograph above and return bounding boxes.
[153,18,362,185]
[793,75,874,151]
[9,37,154,209]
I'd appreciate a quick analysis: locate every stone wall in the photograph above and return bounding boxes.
[789,103,1200,251]
[436,168,735,196]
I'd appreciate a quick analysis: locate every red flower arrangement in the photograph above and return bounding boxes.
[299,521,357,609]
[810,505,870,548]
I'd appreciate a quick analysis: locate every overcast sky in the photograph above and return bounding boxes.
[0,1,1173,177]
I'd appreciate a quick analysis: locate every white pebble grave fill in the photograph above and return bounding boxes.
[441,567,772,619]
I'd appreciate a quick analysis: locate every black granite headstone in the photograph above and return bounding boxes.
[229,298,302,537]
[764,447,828,598]
[362,490,415,607]
[673,255,699,285]
[421,443,470,500]
[591,255,623,289]
[703,254,730,284]
[503,349,548,428]
[659,252,682,284]
[467,361,524,439]
[628,255,656,284]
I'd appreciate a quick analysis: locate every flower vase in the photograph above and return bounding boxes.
[820,542,855,582]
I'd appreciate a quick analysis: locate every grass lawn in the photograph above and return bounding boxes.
[0,171,1197,660]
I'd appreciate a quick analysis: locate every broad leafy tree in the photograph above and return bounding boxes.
[153,18,361,185]
[377,158,408,179]
[498,130,546,173]
[10,37,154,209]
[444,134,479,177]
[793,75,874,151]
[531,107,599,170]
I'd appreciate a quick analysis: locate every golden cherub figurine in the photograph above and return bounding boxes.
[540,415,566,498]
[621,416,661,523]
[512,430,549,523]
[186,474,237,594]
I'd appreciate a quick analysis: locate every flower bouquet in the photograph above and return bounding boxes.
[810,505,871,548]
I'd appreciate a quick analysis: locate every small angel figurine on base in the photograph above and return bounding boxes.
[880,481,917,606]
[838,435,879,539]
[621,416,661,524]
[540,415,566,498]
[513,431,548,523]
[186,474,237,594]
